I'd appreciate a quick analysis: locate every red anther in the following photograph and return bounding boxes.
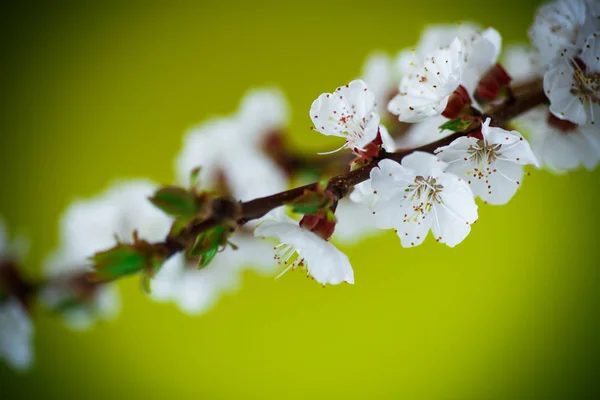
[547,111,578,133]
[442,85,472,119]
[475,63,513,102]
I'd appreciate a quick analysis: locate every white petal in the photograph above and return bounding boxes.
[544,61,588,125]
[401,151,447,178]
[370,159,414,200]
[484,160,525,205]
[431,174,477,247]
[0,299,34,371]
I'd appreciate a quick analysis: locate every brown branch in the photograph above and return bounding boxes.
[154,80,546,259]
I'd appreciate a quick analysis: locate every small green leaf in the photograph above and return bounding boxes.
[439,118,472,132]
[187,226,228,269]
[198,246,219,269]
[91,245,147,279]
[149,187,199,217]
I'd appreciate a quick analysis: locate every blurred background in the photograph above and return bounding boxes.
[1,0,599,398]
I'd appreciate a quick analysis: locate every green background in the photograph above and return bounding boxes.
[1,0,599,398]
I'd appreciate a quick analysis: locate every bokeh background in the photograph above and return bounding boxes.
[1,0,599,398]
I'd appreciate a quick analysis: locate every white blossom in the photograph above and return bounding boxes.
[435,118,539,205]
[254,211,354,285]
[394,23,482,77]
[236,87,290,145]
[0,219,34,371]
[515,106,600,173]
[388,38,465,122]
[544,33,600,125]
[0,298,34,371]
[43,180,172,329]
[310,79,381,153]
[370,152,478,247]
[529,0,598,66]
[151,233,275,315]
[176,89,289,201]
[389,25,502,122]
[503,45,543,84]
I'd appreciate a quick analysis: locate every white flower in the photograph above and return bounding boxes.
[176,90,289,201]
[43,180,172,329]
[503,45,543,84]
[543,33,600,125]
[391,25,502,120]
[435,118,538,205]
[254,211,354,285]
[394,22,482,77]
[236,88,290,144]
[0,298,34,371]
[515,106,600,173]
[310,79,381,153]
[388,38,465,122]
[151,233,276,315]
[361,53,395,117]
[395,115,454,149]
[370,153,478,247]
[529,0,597,66]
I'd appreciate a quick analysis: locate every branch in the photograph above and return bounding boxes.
[155,80,546,259]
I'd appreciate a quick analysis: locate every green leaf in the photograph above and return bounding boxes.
[91,245,147,279]
[187,226,228,269]
[149,187,199,217]
[439,118,472,132]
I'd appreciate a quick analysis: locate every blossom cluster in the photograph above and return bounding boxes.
[0,0,598,373]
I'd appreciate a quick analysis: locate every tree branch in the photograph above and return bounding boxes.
[155,80,546,259]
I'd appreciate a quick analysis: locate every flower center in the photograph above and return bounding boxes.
[405,176,444,219]
[571,61,600,110]
[467,139,502,167]
[339,114,367,145]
